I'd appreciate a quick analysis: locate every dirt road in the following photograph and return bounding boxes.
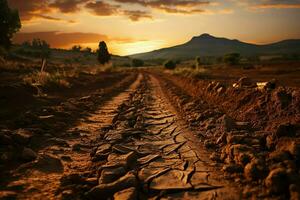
[0,72,241,199]
[2,68,300,200]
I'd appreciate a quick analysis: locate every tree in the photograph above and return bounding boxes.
[83,47,92,53]
[71,45,82,52]
[223,53,240,65]
[97,41,111,65]
[164,60,176,70]
[131,59,144,67]
[0,0,21,49]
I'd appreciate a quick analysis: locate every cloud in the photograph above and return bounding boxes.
[8,0,217,23]
[7,0,78,23]
[122,10,153,21]
[85,1,120,16]
[13,31,138,48]
[50,0,90,13]
[237,0,300,9]
[251,4,300,9]
[85,1,153,21]
[8,0,51,21]
[114,0,210,14]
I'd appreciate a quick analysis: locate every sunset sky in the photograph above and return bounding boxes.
[9,0,300,56]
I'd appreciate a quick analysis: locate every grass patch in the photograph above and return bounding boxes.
[172,67,209,79]
[23,71,70,89]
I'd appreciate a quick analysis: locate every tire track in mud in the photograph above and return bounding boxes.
[68,73,241,200]
[5,74,143,200]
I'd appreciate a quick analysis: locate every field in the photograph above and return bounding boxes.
[0,55,300,200]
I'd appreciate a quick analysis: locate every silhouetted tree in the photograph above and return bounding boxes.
[83,47,92,53]
[223,53,240,65]
[97,41,111,65]
[164,60,176,70]
[71,45,82,52]
[131,59,144,67]
[0,0,21,49]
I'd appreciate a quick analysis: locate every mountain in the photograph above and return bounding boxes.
[129,33,300,60]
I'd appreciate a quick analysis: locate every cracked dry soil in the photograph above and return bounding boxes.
[1,72,243,199]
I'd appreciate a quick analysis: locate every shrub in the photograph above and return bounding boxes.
[131,59,144,67]
[164,60,176,70]
[23,71,70,89]
[71,45,82,52]
[223,53,240,65]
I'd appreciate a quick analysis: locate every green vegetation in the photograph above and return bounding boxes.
[131,59,144,67]
[0,0,21,50]
[223,53,240,65]
[164,60,176,70]
[97,41,111,65]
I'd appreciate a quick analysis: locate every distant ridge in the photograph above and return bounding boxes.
[129,33,300,59]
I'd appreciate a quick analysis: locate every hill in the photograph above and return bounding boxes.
[129,34,300,60]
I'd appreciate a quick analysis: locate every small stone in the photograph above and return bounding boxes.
[23,153,63,173]
[274,124,296,138]
[61,155,72,161]
[60,173,83,186]
[268,150,292,163]
[72,143,81,151]
[0,151,14,162]
[99,167,126,184]
[12,129,33,144]
[113,187,137,200]
[60,189,76,200]
[204,139,215,149]
[244,158,266,181]
[222,163,243,174]
[21,147,37,162]
[85,172,137,200]
[209,152,221,162]
[265,168,289,194]
[289,184,300,200]
[0,133,13,145]
[273,89,292,109]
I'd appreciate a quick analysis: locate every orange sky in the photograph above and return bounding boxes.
[8,0,300,55]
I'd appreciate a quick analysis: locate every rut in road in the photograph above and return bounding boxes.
[6,74,142,200]
[58,73,239,200]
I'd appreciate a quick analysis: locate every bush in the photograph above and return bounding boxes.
[223,53,240,65]
[23,71,70,89]
[131,59,144,67]
[164,60,176,70]
[71,45,82,52]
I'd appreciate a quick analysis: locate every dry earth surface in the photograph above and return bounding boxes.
[0,67,300,200]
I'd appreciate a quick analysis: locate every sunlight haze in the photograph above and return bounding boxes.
[9,0,300,55]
